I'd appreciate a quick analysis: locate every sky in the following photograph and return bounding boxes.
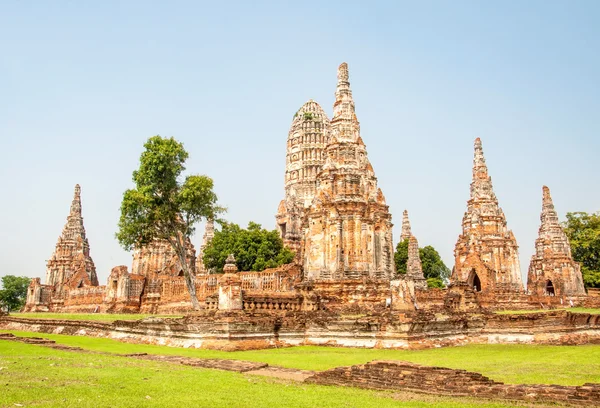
[1,1,599,285]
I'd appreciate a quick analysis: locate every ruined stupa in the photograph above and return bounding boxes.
[302,63,394,280]
[45,184,99,288]
[451,138,523,292]
[527,186,586,297]
[276,100,331,252]
[406,235,427,289]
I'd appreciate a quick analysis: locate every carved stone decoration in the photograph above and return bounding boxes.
[527,186,586,297]
[451,138,523,293]
[276,100,331,253]
[223,254,239,274]
[303,63,395,280]
[45,184,99,288]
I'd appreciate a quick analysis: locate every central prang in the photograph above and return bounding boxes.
[276,63,395,280]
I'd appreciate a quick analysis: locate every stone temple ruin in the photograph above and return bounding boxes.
[25,63,593,318]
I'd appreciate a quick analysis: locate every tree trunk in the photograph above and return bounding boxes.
[171,235,202,311]
[181,256,201,311]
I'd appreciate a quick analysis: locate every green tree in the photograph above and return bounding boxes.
[394,240,409,275]
[394,240,450,288]
[203,222,295,272]
[0,275,31,312]
[420,245,451,282]
[426,277,445,288]
[562,211,600,288]
[116,136,225,310]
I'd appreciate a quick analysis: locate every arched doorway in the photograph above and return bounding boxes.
[468,270,482,292]
[545,280,555,296]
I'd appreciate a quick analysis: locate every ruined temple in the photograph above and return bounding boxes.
[451,138,523,293]
[25,63,592,317]
[276,100,331,252]
[527,186,586,297]
[302,63,394,280]
[45,184,99,288]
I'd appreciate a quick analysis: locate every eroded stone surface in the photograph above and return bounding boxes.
[3,310,600,351]
[276,101,331,253]
[131,238,196,279]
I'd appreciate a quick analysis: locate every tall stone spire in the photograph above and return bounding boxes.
[470,137,497,203]
[276,100,331,252]
[70,184,82,217]
[303,62,394,280]
[331,62,360,142]
[539,186,562,238]
[451,138,522,292]
[45,184,98,287]
[527,186,586,297]
[400,210,412,242]
[406,235,427,289]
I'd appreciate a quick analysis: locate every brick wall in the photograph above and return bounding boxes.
[306,360,600,405]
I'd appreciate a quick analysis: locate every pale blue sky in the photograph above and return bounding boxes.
[1,1,599,284]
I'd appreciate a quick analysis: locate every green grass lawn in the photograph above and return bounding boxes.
[496,307,600,315]
[3,330,599,386]
[0,340,548,408]
[10,312,183,322]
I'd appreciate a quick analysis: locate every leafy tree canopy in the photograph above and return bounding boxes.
[394,240,409,275]
[116,135,224,309]
[203,222,295,273]
[426,277,445,289]
[420,245,451,282]
[394,240,450,288]
[563,211,600,288]
[0,275,31,312]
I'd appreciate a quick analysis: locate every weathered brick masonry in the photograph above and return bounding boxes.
[306,360,600,406]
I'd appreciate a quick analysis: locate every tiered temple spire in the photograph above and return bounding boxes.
[276,100,331,252]
[303,62,394,280]
[406,235,427,289]
[527,186,585,297]
[451,138,522,292]
[400,210,412,242]
[45,184,99,287]
[331,62,360,142]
